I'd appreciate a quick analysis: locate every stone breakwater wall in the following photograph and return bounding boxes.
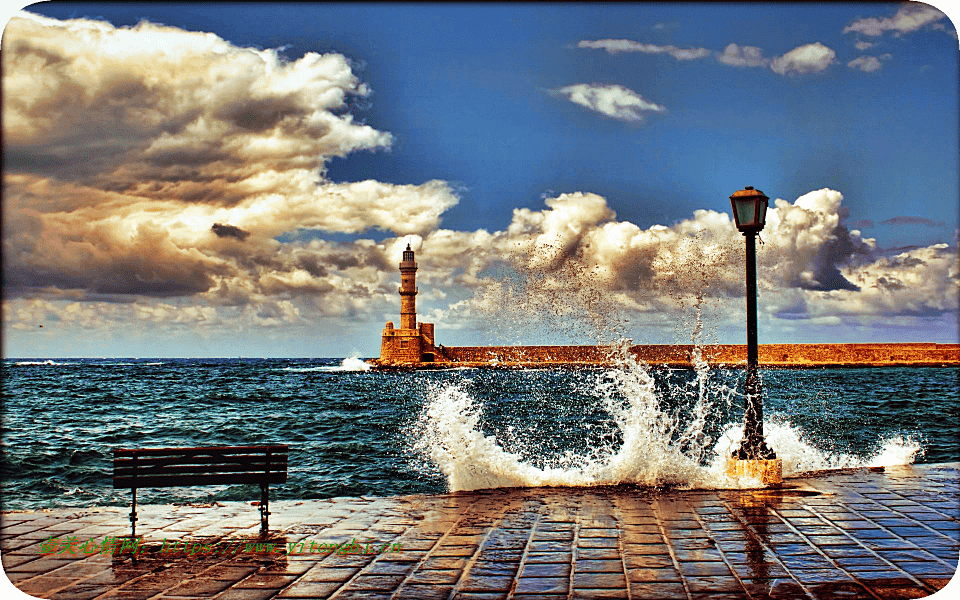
[391,342,960,369]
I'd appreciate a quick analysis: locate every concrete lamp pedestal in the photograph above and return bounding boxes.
[727,458,783,487]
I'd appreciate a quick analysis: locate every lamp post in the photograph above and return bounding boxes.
[728,186,781,485]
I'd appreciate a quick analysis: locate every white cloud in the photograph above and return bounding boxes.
[578,36,839,78]
[716,43,770,68]
[770,42,837,75]
[6,184,957,344]
[844,3,950,37]
[577,39,711,61]
[3,11,393,191]
[848,55,884,72]
[553,84,665,122]
[715,41,838,77]
[855,40,877,50]
[412,188,956,342]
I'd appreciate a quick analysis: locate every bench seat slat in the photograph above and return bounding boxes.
[114,455,287,469]
[114,463,287,479]
[114,472,287,489]
[114,445,288,457]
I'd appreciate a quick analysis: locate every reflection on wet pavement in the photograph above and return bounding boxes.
[3,463,958,599]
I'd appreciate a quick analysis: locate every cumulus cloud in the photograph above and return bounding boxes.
[411,188,955,342]
[577,39,712,60]
[844,3,951,37]
[770,42,837,75]
[716,43,770,68]
[2,11,459,307]
[3,12,392,194]
[716,41,838,76]
[553,84,665,122]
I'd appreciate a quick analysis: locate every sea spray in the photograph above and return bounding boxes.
[412,345,925,492]
[281,356,371,372]
[413,349,729,491]
[338,356,372,371]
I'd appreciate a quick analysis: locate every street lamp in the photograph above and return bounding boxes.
[728,186,781,485]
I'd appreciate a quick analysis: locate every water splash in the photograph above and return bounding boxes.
[282,356,372,372]
[428,237,924,492]
[338,356,372,371]
[412,345,922,492]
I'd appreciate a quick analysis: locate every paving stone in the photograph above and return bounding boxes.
[394,584,454,600]
[342,574,407,590]
[519,562,571,578]
[577,537,619,549]
[524,552,572,564]
[570,587,629,599]
[166,577,237,596]
[626,582,685,597]
[573,571,627,588]
[456,573,514,592]
[623,554,674,569]
[577,547,621,560]
[627,567,683,583]
[403,568,461,585]
[275,580,340,597]
[213,588,284,600]
[513,576,569,594]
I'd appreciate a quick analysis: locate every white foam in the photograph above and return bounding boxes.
[413,349,922,493]
[338,356,372,371]
[282,356,372,373]
[13,360,66,366]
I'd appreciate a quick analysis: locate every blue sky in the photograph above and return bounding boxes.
[2,2,958,357]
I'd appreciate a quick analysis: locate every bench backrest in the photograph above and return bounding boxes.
[113,445,288,489]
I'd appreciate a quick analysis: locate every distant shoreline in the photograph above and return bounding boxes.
[371,342,960,370]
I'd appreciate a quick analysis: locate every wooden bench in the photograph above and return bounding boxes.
[113,445,288,537]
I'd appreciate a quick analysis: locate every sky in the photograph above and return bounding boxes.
[2,2,959,357]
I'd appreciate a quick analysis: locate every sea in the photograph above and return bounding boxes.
[1,355,958,512]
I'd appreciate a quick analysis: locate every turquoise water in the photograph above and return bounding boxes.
[1,358,956,510]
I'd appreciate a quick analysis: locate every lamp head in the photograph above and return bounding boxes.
[729,186,769,234]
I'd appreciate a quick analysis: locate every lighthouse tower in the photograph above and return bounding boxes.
[399,244,417,330]
[378,243,437,364]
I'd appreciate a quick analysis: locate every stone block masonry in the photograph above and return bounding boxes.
[378,342,960,369]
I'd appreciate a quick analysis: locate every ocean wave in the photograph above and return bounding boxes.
[282,357,372,373]
[412,351,922,492]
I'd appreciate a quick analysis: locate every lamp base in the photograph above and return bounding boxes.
[726,458,783,487]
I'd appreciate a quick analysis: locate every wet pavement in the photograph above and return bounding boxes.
[2,463,958,599]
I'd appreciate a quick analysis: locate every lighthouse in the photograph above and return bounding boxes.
[399,244,417,330]
[378,243,437,364]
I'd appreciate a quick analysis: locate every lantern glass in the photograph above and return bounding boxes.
[733,198,757,229]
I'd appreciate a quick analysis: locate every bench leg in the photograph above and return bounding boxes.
[130,488,138,539]
[259,483,269,534]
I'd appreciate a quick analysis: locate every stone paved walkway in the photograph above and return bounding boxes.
[2,463,958,600]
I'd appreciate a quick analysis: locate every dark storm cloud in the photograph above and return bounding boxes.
[211,223,251,241]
